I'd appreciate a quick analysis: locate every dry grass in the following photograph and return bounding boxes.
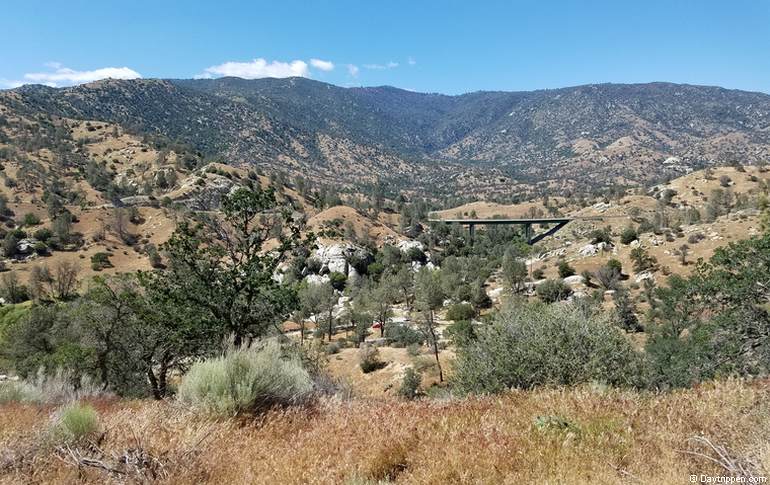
[0,380,768,484]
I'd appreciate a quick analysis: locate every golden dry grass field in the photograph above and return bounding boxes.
[1,380,768,484]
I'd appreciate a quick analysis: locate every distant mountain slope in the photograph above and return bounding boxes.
[3,78,770,196]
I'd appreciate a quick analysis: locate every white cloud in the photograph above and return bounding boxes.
[197,58,310,79]
[408,57,416,66]
[310,58,334,71]
[22,65,141,87]
[0,79,25,89]
[347,64,360,77]
[363,61,399,70]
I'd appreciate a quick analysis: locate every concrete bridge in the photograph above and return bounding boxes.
[427,216,608,245]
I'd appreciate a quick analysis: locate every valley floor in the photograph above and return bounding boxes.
[1,380,768,484]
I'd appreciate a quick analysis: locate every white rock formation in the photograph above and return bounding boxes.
[563,275,585,286]
[305,274,330,286]
[396,240,424,253]
[635,271,655,283]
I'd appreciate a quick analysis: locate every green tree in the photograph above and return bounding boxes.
[414,268,446,382]
[620,226,638,245]
[646,232,770,388]
[630,247,657,273]
[390,265,415,311]
[367,278,397,338]
[613,288,642,332]
[298,282,337,343]
[142,187,307,346]
[557,260,576,278]
[501,249,528,293]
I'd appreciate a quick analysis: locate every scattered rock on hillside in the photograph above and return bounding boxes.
[306,274,331,286]
[16,239,40,255]
[578,243,600,256]
[120,195,155,206]
[172,173,240,210]
[635,272,655,283]
[563,275,585,286]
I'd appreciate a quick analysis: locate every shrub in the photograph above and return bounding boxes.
[589,226,613,245]
[50,403,100,444]
[367,262,385,279]
[33,241,48,255]
[33,228,53,242]
[90,252,113,270]
[446,302,475,322]
[359,345,386,373]
[580,270,593,287]
[444,319,476,346]
[384,324,424,347]
[620,227,638,245]
[328,271,347,291]
[305,257,323,274]
[406,343,422,357]
[0,381,41,404]
[405,247,427,264]
[606,259,623,275]
[557,260,575,278]
[613,289,643,332]
[324,341,341,355]
[398,367,421,400]
[0,368,103,404]
[536,279,572,303]
[22,213,41,226]
[347,252,374,275]
[532,268,545,280]
[452,303,644,394]
[595,266,620,291]
[178,340,313,416]
[630,247,657,273]
[637,219,654,234]
[145,244,163,268]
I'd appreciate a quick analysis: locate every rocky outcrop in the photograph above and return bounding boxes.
[578,242,610,256]
[119,195,155,206]
[635,271,655,283]
[396,240,425,253]
[172,173,240,210]
[311,242,373,278]
[17,238,38,254]
[562,275,585,286]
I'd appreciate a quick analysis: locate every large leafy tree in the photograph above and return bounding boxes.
[646,232,770,388]
[142,186,308,347]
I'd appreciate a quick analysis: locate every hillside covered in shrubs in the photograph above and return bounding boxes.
[0,180,769,483]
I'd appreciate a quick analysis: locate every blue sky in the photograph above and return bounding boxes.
[2,0,769,94]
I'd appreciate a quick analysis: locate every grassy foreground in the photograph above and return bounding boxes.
[1,380,768,484]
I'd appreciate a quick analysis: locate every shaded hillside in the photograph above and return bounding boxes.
[3,79,770,196]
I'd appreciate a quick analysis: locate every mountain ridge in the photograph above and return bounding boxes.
[3,78,770,198]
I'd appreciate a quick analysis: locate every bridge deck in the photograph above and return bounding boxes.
[429,217,572,225]
[427,216,610,225]
[427,215,613,244]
